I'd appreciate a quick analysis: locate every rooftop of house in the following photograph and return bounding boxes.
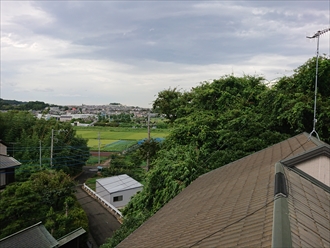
[118,133,330,247]
[0,222,58,248]
[97,174,143,194]
[0,154,21,169]
[57,227,86,247]
[0,222,86,248]
[0,140,9,147]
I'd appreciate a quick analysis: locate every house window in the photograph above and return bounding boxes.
[113,195,123,202]
[0,170,5,186]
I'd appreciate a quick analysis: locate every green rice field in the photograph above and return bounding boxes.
[75,126,169,152]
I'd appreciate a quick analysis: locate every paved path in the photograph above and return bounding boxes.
[75,167,121,247]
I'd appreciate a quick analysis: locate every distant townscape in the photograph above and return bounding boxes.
[0,99,153,127]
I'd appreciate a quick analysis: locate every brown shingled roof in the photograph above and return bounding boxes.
[118,133,330,247]
[286,167,330,247]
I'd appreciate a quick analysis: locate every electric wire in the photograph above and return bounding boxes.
[1,128,314,244]
[1,153,143,205]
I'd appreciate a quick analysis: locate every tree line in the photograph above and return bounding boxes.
[101,56,330,247]
[0,111,90,241]
[0,99,58,111]
[0,111,90,176]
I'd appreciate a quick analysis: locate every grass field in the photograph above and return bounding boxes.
[75,126,170,152]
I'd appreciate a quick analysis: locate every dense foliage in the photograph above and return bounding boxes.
[101,152,146,182]
[152,87,186,124]
[0,112,90,241]
[0,170,88,240]
[0,99,55,111]
[102,56,330,247]
[0,111,90,176]
[260,56,330,140]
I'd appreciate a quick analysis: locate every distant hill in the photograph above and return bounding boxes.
[0,98,57,111]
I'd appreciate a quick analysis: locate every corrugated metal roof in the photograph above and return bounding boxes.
[57,227,86,246]
[0,154,21,169]
[0,222,58,248]
[118,133,328,247]
[97,174,143,193]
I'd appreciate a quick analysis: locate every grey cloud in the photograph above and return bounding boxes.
[9,1,328,65]
[1,1,329,107]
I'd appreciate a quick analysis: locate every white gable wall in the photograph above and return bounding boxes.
[96,181,111,204]
[296,155,330,187]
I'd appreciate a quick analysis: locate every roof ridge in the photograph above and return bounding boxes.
[302,132,326,146]
[272,163,292,248]
[0,222,43,242]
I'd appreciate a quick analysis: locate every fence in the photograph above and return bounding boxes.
[82,183,123,222]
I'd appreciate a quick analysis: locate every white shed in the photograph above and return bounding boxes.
[96,174,143,208]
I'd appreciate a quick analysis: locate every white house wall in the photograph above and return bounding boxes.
[296,155,330,187]
[110,187,143,208]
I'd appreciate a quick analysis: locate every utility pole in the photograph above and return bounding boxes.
[50,129,54,167]
[98,132,101,164]
[306,27,330,140]
[146,113,150,171]
[8,142,18,157]
[39,140,42,168]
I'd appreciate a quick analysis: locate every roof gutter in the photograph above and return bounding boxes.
[272,163,292,248]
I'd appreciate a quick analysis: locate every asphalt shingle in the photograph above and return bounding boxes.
[118,133,328,247]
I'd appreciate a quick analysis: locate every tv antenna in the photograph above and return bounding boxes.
[306,28,330,141]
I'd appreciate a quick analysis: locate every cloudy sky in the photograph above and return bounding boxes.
[1,1,329,108]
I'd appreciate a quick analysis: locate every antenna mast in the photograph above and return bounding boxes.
[306,28,330,140]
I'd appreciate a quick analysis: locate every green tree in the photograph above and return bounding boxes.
[102,152,145,182]
[137,138,161,170]
[0,111,89,176]
[152,87,185,123]
[260,55,330,143]
[103,57,330,247]
[0,170,88,239]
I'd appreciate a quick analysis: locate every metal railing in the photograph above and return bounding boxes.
[82,183,123,221]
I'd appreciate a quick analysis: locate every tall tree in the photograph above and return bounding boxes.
[152,87,185,123]
[260,55,330,142]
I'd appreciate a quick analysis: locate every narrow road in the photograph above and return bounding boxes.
[75,167,121,247]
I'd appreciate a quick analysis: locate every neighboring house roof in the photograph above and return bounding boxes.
[0,154,21,169]
[0,140,9,147]
[97,174,143,194]
[0,222,87,248]
[118,133,330,247]
[57,227,86,247]
[0,222,58,248]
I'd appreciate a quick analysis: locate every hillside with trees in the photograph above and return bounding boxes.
[0,170,88,240]
[0,99,57,111]
[0,111,89,176]
[0,112,90,241]
[101,56,330,247]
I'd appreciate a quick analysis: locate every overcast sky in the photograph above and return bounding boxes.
[1,1,329,108]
